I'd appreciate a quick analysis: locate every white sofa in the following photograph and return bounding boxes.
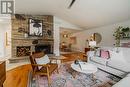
[112,73,130,87]
[87,47,130,87]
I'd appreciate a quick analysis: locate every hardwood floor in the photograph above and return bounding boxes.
[3,53,87,87]
[61,52,87,62]
[3,64,32,87]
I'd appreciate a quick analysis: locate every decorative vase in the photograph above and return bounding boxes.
[74,59,82,64]
[115,39,120,47]
[74,60,79,64]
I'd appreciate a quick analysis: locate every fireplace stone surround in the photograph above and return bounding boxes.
[10,14,54,62]
[11,38,54,62]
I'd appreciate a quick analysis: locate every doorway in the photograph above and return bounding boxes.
[60,27,80,52]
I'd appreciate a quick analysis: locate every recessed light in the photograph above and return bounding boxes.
[63,34,68,38]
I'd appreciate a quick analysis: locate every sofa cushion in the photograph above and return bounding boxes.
[108,48,130,72]
[108,60,130,72]
[122,48,130,63]
[90,57,109,65]
[112,74,130,87]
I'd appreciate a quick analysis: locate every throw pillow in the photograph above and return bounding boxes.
[100,50,110,59]
[35,55,50,69]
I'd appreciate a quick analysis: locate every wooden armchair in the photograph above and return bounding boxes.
[29,52,58,86]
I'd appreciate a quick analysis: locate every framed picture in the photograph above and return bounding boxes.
[29,18,43,36]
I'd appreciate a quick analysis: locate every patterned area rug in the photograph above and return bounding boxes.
[29,62,121,87]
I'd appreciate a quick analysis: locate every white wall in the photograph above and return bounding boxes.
[0,26,5,58]
[5,23,11,59]
[71,20,130,52]
[53,17,82,56]
[0,16,11,61]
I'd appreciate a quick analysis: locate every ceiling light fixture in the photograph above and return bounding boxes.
[63,34,68,38]
[68,0,76,9]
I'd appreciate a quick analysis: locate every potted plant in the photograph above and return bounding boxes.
[121,27,130,38]
[113,26,123,47]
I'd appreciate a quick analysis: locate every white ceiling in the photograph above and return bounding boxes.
[15,0,130,29]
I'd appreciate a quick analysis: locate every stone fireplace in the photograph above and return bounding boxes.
[11,14,54,60]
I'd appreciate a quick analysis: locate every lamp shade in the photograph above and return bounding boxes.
[89,41,96,47]
[63,34,68,38]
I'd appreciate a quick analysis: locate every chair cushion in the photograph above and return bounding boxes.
[35,55,50,69]
[90,57,108,65]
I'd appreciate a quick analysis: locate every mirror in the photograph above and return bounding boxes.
[90,33,102,44]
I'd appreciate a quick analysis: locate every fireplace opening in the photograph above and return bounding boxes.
[17,46,31,57]
[35,44,53,54]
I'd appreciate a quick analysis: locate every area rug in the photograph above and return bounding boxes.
[29,62,121,87]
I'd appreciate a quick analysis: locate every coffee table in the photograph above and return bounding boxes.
[71,62,97,79]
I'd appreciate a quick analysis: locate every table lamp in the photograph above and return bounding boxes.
[89,41,96,50]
